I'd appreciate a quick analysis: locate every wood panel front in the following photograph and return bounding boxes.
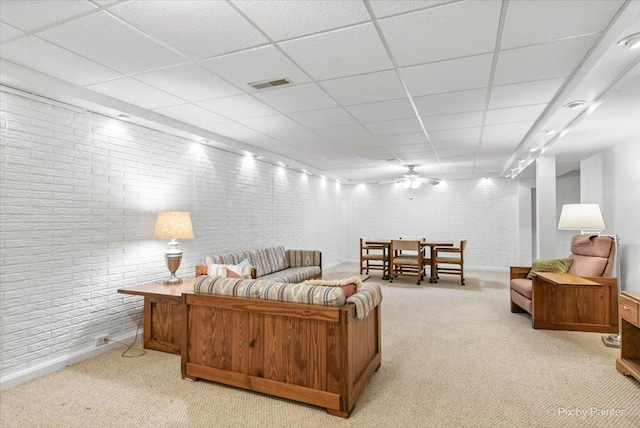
[145,296,182,354]
[182,293,381,417]
[532,274,617,333]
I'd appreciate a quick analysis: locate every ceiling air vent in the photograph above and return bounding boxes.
[249,78,291,90]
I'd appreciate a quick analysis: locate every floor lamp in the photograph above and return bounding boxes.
[557,204,622,348]
[602,234,622,348]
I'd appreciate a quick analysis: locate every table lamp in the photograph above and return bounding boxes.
[154,211,194,285]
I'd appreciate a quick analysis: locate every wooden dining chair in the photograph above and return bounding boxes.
[434,240,466,285]
[359,238,389,278]
[390,239,424,285]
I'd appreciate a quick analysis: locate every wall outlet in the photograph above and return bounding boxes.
[93,334,109,347]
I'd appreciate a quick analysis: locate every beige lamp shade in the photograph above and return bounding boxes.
[558,203,605,231]
[154,211,194,240]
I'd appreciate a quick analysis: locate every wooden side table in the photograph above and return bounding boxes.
[617,291,640,382]
[532,272,618,333]
[118,278,195,354]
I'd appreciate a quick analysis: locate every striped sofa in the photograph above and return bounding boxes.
[184,276,383,417]
[196,246,322,283]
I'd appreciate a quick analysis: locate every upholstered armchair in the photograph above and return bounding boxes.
[510,234,617,331]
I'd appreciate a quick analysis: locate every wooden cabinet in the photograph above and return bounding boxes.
[532,272,618,333]
[118,278,196,354]
[617,292,640,382]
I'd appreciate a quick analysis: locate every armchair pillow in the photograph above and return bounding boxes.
[527,258,573,279]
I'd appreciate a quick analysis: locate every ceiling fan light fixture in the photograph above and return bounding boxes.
[617,33,640,49]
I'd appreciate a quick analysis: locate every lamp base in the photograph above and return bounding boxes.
[601,334,621,348]
[163,276,183,285]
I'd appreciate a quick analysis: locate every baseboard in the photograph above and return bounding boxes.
[0,329,139,392]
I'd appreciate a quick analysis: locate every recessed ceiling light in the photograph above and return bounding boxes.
[117,114,129,121]
[563,100,586,110]
[617,32,640,49]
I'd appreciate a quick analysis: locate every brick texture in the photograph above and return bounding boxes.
[0,89,344,378]
[343,178,520,270]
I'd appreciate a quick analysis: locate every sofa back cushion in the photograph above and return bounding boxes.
[193,276,345,307]
[205,246,289,277]
[287,250,322,268]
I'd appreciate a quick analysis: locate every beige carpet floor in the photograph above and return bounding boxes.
[1,265,638,427]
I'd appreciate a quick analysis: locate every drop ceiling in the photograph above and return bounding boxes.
[1,0,639,183]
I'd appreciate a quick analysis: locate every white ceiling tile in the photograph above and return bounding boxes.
[239,114,306,134]
[381,133,428,146]
[433,139,479,150]
[315,124,372,141]
[0,36,122,86]
[483,122,534,140]
[0,0,96,32]
[279,23,393,80]
[501,0,625,49]
[199,46,311,93]
[233,0,370,41]
[289,108,356,128]
[152,104,227,126]
[252,83,337,113]
[494,34,600,85]
[336,135,385,149]
[200,121,263,142]
[87,77,184,109]
[380,1,501,66]
[414,89,488,116]
[38,11,184,74]
[388,142,433,154]
[364,118,423,136]
[401,54,493,96]
[429,127,482,143]
[348,147,398,159]
[369,1,454,18]
[320,70,406,105]
[110,1,267,59]
[480,136,521,151]
[347,99,415,123]
[0,23,24,43]
[267,129,332,148]
[489,78,566,109]
[423,111,485,131]
[135,64,242,102]
[197,95,279,120]
[484,104,547,126]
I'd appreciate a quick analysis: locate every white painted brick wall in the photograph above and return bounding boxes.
[343,178,520,270]
[0,89,345,379]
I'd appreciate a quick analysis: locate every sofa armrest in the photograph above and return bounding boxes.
[196,265,208,277]
[510,266,531,280]
[286,250,322,268]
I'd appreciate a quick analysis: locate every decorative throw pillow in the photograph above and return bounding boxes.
[302,276,364,296]
[208,264,228,277]
[237,258,252,267]
[227,264,253,279]
[527,258,573,279]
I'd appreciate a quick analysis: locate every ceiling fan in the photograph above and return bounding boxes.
[381,165,441,188]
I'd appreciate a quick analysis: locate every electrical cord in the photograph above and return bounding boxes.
[105,312,146,358]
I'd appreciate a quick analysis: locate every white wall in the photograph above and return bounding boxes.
[343,177,520,271]
[556,171,580,257]
[0,88,345,384]
[582,137,640,293]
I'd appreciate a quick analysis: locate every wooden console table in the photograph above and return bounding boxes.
[617,291,640,382]
[532,272,618,333]
[118,278,195,354]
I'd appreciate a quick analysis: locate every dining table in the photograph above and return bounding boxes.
[365,239,453,283]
